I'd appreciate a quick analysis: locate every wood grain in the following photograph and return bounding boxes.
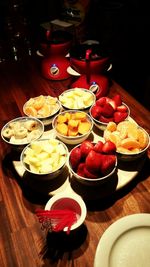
[0,56,150,267]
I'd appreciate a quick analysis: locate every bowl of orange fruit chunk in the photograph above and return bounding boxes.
[23,95,61,126]
[104,120,150,161]
[52,110,93,145]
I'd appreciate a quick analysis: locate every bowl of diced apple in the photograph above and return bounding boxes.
[23,95,61,126]
[20,138,68,178]
[58,88,96,111]
[52,110,93,145]
[104,121,150,161]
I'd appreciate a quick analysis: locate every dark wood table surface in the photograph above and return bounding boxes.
[0,56,150,267]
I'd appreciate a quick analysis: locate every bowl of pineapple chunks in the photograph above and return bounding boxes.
[20,138,68,178]
[23,95,61,126]
[104,120,150,161]
[58,88,96,111]
[52,110,93,145]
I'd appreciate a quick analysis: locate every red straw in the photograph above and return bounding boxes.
[35,209,77,234]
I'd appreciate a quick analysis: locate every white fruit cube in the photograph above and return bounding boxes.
[31,142,43,153]
[24,147,35,156]
[37,151,49,161]
[30,164,40,173]
[39,163,53,173]
[27,156,41,167]
[58,144,67,155]
[59,155,66,167]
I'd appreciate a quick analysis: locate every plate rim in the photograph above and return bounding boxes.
[94,213,150,267]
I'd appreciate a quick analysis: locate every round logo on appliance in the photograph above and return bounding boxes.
[90,82,99,93]
[50,64,59,76]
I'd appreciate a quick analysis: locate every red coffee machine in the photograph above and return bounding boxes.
[69,43,110,98]
[40,30,73,80]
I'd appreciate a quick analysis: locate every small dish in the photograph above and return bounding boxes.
[104,120,150,161]
[20,138,68,178]
[23,95,61,126]
[52,110,93,145]
[45,192,87,232]
[58,88,96,111]
[1,116,44,149]
[90,102,130,131]
[68,141,117,185]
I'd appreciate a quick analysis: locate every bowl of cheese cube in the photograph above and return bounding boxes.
[58,88,96,111]
[20,138,68,178]
[52,110,93,145]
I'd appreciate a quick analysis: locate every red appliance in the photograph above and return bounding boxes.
[40,30,73,80]
[69,44,110,98]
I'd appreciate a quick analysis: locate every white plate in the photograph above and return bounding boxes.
[94,213,150,267]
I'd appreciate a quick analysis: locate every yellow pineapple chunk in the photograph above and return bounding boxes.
[74,112,86,121]
[68,127,78,136]
[57,114,67,123]
[78,121,91,134]
[68,119,79,128]
[64,112,71,121]
[56,123,68,136]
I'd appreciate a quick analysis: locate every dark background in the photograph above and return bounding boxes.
[0,0,150,110]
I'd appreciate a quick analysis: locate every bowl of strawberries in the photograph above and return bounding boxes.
[68,140,117,185]
[89,94,130,131]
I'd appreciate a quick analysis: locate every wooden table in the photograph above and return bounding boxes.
[0,56,150,267]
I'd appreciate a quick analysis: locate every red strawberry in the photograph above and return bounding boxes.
[70,147,81,170]
[77,163,86,177]
[117,104,128,112]
[112,94,122,106]
[93,141,104,153]
[101,155,116,175]
[102,140,116,154]
[96,97,107,107]
[107,98,117,110]
[101,102,115,117]
[80,140,94,158]
[114,111,128,123]
[91,105,102,119]
[84,166,98,179]
[99,115,114,123]
[85,150,103,173]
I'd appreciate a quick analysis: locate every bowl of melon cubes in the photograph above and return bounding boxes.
[52,110,93,145]
[104,120,150,161]
[20,138,68,179]
[58,88,96,111]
